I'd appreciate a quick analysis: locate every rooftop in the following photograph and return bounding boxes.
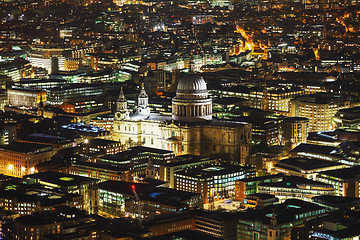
[24,171,98,187]
[174,163,254,178]
[235,199,326,225]
[146,230,222,240]
[319,166,360,180]
[0,142,54,154]
[259,176,333,189]
[276,157,344,172]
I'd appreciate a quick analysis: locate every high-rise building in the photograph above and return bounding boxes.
[282,117,309,151]
[290,94,351,132]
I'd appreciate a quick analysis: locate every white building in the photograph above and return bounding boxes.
[113,66,252,164]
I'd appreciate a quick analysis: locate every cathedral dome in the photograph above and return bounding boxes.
[172,73,212,122]
[176,74,207,93]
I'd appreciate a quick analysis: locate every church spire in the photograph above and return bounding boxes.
[115,87,129,120]
[137,83,150,116]
[118,87,126,101]
[189,54,195,73]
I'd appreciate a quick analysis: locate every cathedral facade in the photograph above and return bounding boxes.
[113,74,252,164]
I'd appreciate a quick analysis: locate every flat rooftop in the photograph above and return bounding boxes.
[175,163,254,178]
[259,176,333,189]
[24,171,98,187]
[0,142,54,154]
[290,143,343,159]
[147,230,222,240]
[235,199,326,225]
[319,166,360,180]
[276,157,344,172]
[239,173,284,183]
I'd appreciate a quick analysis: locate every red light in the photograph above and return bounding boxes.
[131,185,135,190]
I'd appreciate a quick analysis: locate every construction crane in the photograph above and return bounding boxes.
[131,185,143,226]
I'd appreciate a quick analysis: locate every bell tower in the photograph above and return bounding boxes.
[137,83,150,116]
[115,87,129,120]
[267,209,280,240]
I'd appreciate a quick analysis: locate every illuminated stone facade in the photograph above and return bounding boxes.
[113,74,252,163]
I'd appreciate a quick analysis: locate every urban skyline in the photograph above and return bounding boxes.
[1,0,360,239]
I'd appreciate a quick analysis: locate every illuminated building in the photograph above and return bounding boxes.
[174,163,255,203]
[24,171,99,214]
[258,176,334,202]
[0,183,84,216]
[147,230,222,240]
[20,133,75,150]
[113,71,252,163]
[63,58,81,71]
[239,193,279,210]
[7,87,47,109]
[0,123,17,145]
[307,209,360,240]
[212,97,250,112]
[57,99,105,114]
[13,207,99,240]
[0,59,30,82]
[250,87,304,113]
[70,146,174,181]
[69,160,132,182]
[312,195,360,211]
[289,143,344,163]
[146,212,195,236]
[61,123,111,140]
[89,114,114,133]
[158,155,217,188]
[235,116,281,146]
[13,78,67,89]
[28,45,70,73]
[333,106,360,130]
[274,157,347,180]
[192,15,214,25]
[194,210,238,239]
[98,181,202,219]
[46,83,104,105]
[282,117,309,151]
[212,86,304,114]
[234,174,284,201]
[236,199,327,240]
[316,166,360,197]
[307,131,342,147]
[80,138,123,156]
[290,94,351,132]
[0,143,56,178]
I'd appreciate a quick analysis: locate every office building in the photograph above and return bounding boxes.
[0,183,84,215]
[274,157,347,180]
[24,171,99,214]
[70,146,174,181]
[174,163,255,203]
[7,87,47,109]
[158,154,217,188]
[333,106,360,130]
[234,174,284,201]
[98,181,202,219]
[282,117,309,151]
[0,143,56,178]
[236,199,327,240]
[258,176,334,202]
[290,94,351,132]
[316,166,360,197]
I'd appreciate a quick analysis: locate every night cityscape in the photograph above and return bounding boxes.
[1,0,360,239]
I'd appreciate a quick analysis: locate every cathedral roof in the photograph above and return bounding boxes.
[176,74,207,93]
